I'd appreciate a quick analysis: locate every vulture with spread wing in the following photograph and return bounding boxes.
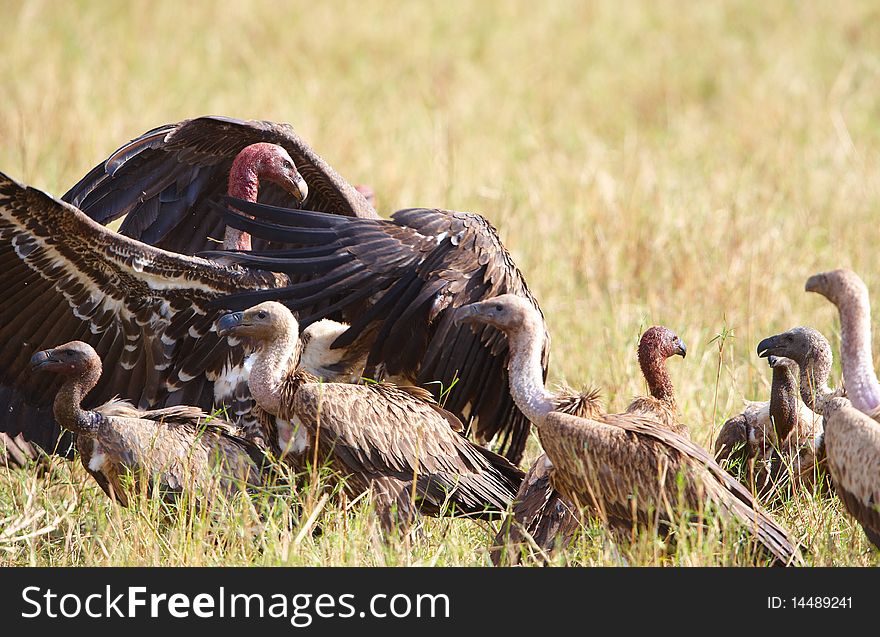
[59,116,548,463]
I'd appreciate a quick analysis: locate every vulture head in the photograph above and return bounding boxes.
[453,293,538,334]
[217,301,298,346]
[231,142,309,205]
[805,268,870,311]
[756,326,829,370]
[29,341,100,377]
[638,326,687,363]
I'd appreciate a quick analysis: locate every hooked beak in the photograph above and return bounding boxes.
[29,349,57,371]
[453,304,482,327]
[756,334,783,359]
[674,340,687,359]
[804,273,825,295]
[217,312,245,337]
[287,173,309,205]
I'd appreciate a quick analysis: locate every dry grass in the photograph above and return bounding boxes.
[2,0,879,565]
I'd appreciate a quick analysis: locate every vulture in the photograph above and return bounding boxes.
[758,321,879,550]
[714,355,826,496]
[60,115,548,464]
[805,269,880,420]
[215,301,524,534]
[63,115,376,254]
[492,325,687,565]
[456,294,804,566]
[29,340,268,506]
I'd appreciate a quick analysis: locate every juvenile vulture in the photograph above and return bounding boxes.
[29,340,268,506]
[215,301,524,534]
[492,326,687,565]
[456,294,804,566]
[63,116,547,464]
[63,115,376,254]
[758,321,879,549]
[714,355,826,495]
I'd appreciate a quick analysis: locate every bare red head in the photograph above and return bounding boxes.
[637,326,686,403]
[226,143,309,250]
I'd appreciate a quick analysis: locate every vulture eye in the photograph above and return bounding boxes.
[494,304,503,312]
[257,310,267,319]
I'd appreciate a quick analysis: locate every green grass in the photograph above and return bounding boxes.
[2,0,880,565]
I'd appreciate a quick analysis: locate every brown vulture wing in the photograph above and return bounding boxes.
[288,381,523,518]
[62,116,377,255]
[539,411,804,566]
[205,200,549,465]
[0,171,283,456]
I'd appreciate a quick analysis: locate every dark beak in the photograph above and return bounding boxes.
[804,273,825,294]
[756,334,782,359]
[674,340,687,358]
[768,355,781,368]
[453,304,481,327]
[29,349,56,371]
[217,312,244,337]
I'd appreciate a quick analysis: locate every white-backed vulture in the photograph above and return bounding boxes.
[456,294,804,566]
[215,301,524,534]
[29,340,269,506]
[804,269,880,420]
[715,355,826,496]
[492,325,688,565]
[60,116,548,464]
[758,321,879,550]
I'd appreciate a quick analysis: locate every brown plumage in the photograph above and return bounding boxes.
[625,325,689,437]
[492,325,688,564]
[766,268,880,549]
[491,386,602,565]
[456,294,804,566]
[202,200,549,465]
[216,301,524,534]
[0,171,290,458]
[61,116,548,464]
[29,341,269,506]
[715,355,826,496]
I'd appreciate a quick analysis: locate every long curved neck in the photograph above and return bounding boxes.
[837,289,880,416]
[225,148,262,251]
[53,368,101,435]
[504,318,555,426]
[769,365,799,443]
[248,326,300,417]
[639,350,675,406]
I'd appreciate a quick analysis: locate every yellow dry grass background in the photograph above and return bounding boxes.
[2,0,879,565]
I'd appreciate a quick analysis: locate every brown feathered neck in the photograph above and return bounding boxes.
[225,143,288,251]
[769,361,799,444]
[637,328,677,406]
[53,356,102,435]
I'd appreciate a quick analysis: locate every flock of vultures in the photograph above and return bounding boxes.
[1,116,878,567]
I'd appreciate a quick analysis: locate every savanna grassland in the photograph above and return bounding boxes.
[1,0,879,566]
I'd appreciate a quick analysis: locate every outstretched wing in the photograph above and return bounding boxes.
[0,172,283,455]
[63,116,377,254]
[204,200,549,464]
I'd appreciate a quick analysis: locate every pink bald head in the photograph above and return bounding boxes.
[225,143,309,250]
